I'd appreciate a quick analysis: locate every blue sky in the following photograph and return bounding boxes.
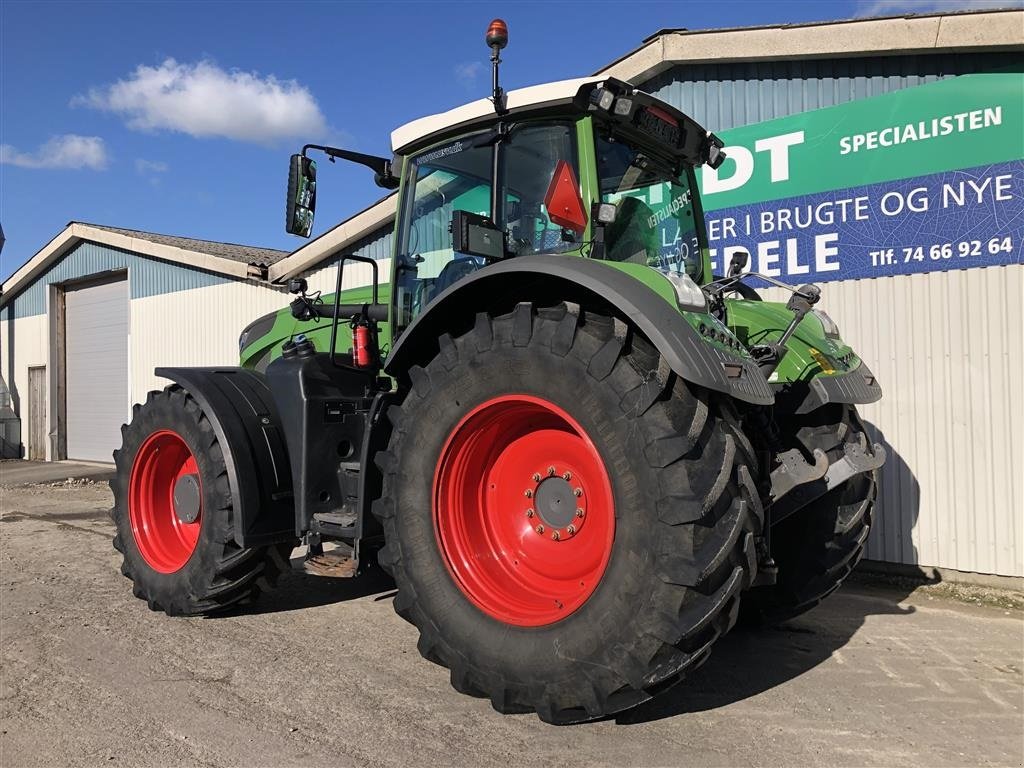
[0,0,1014,282]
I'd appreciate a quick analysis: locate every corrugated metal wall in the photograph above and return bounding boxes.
[3,241,235,318]
[301,224,395,294]
[644,52,1023,577]
[642,51,1021,131]
[760,266,1023,577]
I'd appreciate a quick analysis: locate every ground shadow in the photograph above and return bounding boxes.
[617,582,917,724]
[620,421,924,724]
[858,420,923,579]
[228,556,396,616]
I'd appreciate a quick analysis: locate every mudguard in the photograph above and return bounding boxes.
[384,255,774,405]
[724,298,883,413]
[154,367,295,548]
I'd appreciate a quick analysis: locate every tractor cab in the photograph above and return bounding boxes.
[287,69,727,340]
[387,81,723,336]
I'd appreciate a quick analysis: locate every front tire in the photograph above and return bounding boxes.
[110,386,293,616]
[745,404,877,624]
[374,303,762,723]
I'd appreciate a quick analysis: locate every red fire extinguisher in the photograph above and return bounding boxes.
[352,320,374,368]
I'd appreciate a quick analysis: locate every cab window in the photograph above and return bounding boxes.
[504,123,581,256]
[395,123,583,332]
[395,135,492,332]
[595,129,703,282]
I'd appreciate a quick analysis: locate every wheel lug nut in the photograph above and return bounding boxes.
[524,489,533,498]
[526,509,535,518]
[567,524,576,535]
[562,471,571,481]
[575,508,585,518]
[532,473,541,482]
[551,531,560,541]
[573,488,583,497]
[547,466,555,476]
[536,524,545,534]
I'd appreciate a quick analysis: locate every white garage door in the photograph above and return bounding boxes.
[65,277,129,462]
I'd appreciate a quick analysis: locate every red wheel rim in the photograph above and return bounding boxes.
[433,395,615,627]
[128,429,202,573]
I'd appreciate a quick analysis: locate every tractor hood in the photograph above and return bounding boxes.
[724,297,882,413]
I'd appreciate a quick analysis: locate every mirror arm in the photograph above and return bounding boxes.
[302,144,399,189]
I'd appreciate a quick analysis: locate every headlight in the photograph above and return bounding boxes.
[813,310,841,339]
[660,269,707,312]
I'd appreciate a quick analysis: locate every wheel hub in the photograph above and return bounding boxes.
[529,469,585,539]
[172,473,202,524]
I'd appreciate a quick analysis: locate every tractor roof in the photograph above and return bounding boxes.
[390,76,603,155]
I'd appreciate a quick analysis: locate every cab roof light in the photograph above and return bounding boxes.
[592,88,615,111]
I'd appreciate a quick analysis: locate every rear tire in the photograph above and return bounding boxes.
[374,303,762,723]
[744,404,877,624]
[110,386,294,616]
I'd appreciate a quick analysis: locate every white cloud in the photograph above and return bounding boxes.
[0,134,109,170]
[454,61,483,89]
[857,0,1022,16]
[135,158,168,174]
[74,58,327,144]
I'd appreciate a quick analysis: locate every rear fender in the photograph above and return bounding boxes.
[384,255,773,405]
[154,367,295,548]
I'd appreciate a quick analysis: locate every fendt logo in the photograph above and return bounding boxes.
[702,130,806,195]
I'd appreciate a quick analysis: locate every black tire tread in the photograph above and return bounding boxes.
[374,302,762,723]
[110,385,294,616]
[745,404,877,624]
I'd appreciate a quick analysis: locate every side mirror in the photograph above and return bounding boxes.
[728,250,749,277]
[451,210,505,260]
[286,154,317,237]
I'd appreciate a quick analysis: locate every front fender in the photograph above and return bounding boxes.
[724,298,882,413]
[154,367,295,548]
[384,255,773,405]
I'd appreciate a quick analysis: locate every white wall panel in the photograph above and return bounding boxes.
[304,258,392,296]
[0,313,49,459]
[129,279,289,405]
[762,264,1023,577]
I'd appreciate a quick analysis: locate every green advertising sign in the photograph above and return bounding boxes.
[633,70,1024,283]
[698,71,1024,209]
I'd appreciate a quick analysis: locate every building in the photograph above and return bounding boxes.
[1,9,1021,581]
[0,223,292,462]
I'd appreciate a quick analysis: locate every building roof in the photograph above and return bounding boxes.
[598,9,1024,83]
[83,224,289,268]
[1,222,287,304]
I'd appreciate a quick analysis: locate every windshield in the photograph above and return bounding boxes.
[595,129,705,283]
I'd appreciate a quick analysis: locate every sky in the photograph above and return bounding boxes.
[0,0,1019,283]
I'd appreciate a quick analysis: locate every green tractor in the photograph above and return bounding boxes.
[110,20,884,723]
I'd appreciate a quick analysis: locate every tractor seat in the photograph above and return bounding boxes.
[434,256,485,296]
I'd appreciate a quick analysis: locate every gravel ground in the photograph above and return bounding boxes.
[1,481,1022,768]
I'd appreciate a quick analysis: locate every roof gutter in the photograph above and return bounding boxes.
[597,10,1024,83]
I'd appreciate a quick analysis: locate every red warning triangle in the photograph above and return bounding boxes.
[543,160,588,234]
